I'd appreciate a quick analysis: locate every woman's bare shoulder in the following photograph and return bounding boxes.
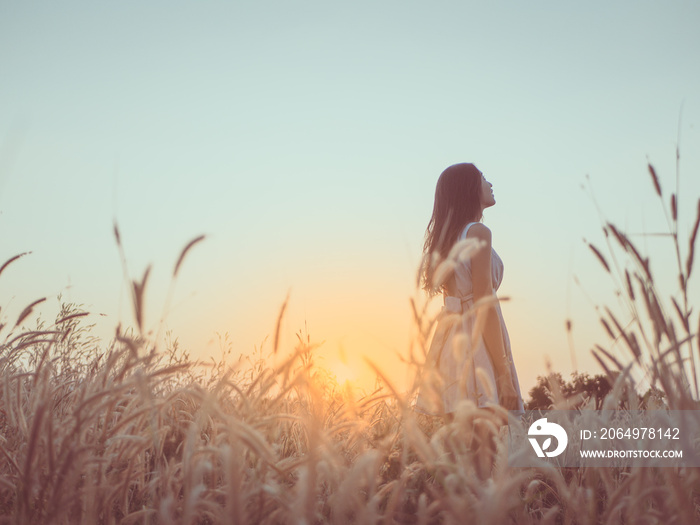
[466,223,491,241]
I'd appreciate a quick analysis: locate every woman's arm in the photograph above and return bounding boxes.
[467,223,519,410]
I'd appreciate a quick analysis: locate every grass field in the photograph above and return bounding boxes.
[1,163,699,524]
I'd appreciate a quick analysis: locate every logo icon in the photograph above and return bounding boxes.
[528,418,568,457]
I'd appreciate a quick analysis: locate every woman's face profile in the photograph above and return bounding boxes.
[478,172,496,209]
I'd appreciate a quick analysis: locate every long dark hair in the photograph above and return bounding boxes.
[420,163,483,294]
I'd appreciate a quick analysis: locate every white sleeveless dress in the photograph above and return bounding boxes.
[415,222,525,415]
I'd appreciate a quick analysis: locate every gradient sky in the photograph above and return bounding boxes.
[1,1,699,396]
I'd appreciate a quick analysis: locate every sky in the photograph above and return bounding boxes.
[1,1,700,397]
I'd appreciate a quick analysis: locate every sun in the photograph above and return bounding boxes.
[330,360,356,386]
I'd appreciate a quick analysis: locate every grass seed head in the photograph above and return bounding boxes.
[686,198,700,280]
[587,242,610,273]
[648,163,662,197]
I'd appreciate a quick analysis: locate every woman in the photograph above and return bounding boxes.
[415,163,525,415]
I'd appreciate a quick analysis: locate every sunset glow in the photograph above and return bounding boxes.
[330,360,356,387]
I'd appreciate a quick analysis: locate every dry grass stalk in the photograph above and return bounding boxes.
[173,234,206,278]
[0,252,29,279]
[648,163,662,197]
[588,242,611,273]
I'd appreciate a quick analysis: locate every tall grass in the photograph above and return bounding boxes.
[1,160,699,524]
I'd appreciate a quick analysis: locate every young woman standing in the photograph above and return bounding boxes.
[415,162,525,415]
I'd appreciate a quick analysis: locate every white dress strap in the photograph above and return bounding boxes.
[460,221,480,240]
